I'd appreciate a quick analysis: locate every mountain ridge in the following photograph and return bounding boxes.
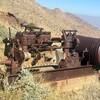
[0,0,100,37]
[77,14,100,29]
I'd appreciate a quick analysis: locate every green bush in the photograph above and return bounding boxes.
[0,69,52,100]
[0,25,8,42]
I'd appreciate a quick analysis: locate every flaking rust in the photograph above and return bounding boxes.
[0,24,97,83]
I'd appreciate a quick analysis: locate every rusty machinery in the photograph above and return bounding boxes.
[0,25,95,82]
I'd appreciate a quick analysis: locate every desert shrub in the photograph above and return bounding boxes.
[0,68,100,100]
[0,69,52,100]
[0,25,8,42]
[0,25,17,43]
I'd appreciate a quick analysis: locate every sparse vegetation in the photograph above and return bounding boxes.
[0,25,7,42]
[0,69,100,100]
[0,69,52,100]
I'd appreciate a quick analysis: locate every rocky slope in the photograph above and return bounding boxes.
[0,0,100,37]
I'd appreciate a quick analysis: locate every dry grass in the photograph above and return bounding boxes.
[0,69,100,100]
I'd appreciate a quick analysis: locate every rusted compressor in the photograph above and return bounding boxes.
[0,27,95,84]
[1,28,81,75]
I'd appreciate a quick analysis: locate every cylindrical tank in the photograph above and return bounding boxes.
[77,35,100,66]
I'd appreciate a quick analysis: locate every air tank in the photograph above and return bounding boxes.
[77,35,100,66]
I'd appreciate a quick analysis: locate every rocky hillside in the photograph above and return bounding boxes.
[0,0,100,37]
